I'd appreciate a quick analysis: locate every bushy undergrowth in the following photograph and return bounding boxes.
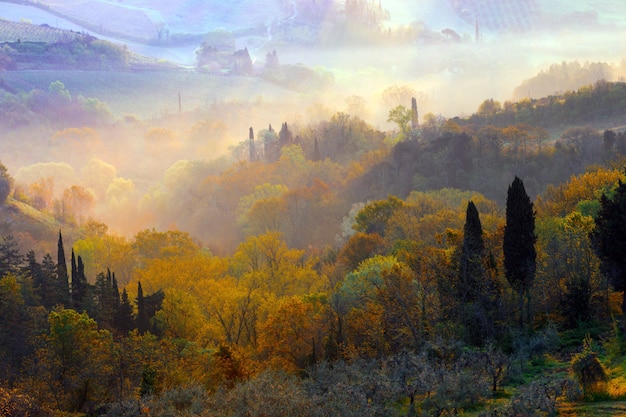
[98,346,500,417]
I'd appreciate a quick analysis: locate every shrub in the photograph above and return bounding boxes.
[571,334,609,400]
[479,377,580,417]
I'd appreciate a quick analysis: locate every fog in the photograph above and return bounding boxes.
[3,0,626,249]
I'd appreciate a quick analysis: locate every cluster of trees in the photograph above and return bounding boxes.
[471,79,626,128]
[512,61,626,101]
[1,164,626,414]
[0,35,129,71]
[0,80,111,128]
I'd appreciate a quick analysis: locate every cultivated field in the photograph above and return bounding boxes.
[0,18,84,43]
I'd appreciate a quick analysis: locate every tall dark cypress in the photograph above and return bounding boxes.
[592,180,626,314]
[56,231,70,306]
[249,127,256,162]
[503,176,537,326]
[411,96,419,131]
[459,201,485,303]
[71,250,80,309]
[136,281,149,334]
[111,271,120,309]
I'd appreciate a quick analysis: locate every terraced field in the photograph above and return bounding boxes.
[0,18,85,43]
[37,0,288,43]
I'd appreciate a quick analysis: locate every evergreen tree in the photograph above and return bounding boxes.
[0,235,23,278]
[111,272,120,308]
[457,201,500,345]
[592,180,626,314]
[136,281,149,334]
[249,127,256,162]
[24,250,42,306]
[459,201,485,303]
[115,288,135,334]
[313,137,321,162]
[77,255,96,314]
[503,176,537,327]
[41,253,58,309]
[278,122,293,147]
[71,250,80,309]
[411,96,419,131]
[56,231,70,306]
[94,269,120,330]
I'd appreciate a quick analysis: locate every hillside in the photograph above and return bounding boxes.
[0,18,86,43]
[0,197,76,254]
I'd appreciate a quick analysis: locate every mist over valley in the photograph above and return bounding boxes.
[5,2,626,415]
[2,0,626,251]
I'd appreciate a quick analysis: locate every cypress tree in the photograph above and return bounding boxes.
[136,281,149,334]
[70,250,80,309]
[56,231,70,306]
[411,96,418,131]
[313,138,321,162]
[459,201,485,303]
[503,176,536,327]
[458,201,500,345]
[592,180,626,315]
[249,127,256,162]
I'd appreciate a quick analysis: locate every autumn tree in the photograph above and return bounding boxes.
[560,212,604,328]
[503,176,537,328]
[592,180,626,315]
[258,295,329,371]
[59,185,95,225]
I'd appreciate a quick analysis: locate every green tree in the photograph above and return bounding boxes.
[387,105,412,139]
[30,309,116,412]
[591,180,626,315]
[503,176,537,328]
[354,195,404,237]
